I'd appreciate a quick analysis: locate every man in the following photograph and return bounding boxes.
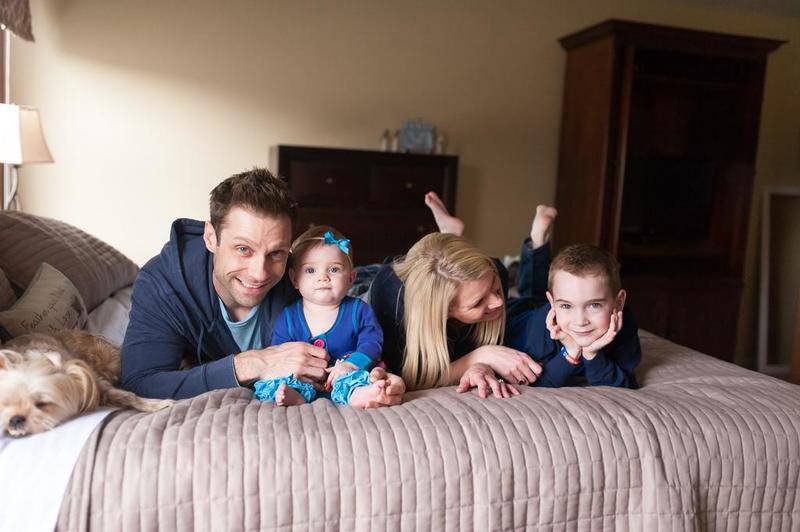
[121,168,404,402]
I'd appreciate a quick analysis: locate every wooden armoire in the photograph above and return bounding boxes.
[553,20,784,362]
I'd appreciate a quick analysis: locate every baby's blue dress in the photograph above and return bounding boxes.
[254,297,383,405]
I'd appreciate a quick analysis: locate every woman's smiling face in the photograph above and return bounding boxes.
[449,272,505,324]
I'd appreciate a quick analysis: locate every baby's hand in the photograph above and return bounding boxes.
[583,310,623,360]
[546,308,581,360]
[325,361,359,391]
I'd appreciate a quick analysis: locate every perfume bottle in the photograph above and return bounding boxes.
[380,129,390,151]
[434,132,447,155]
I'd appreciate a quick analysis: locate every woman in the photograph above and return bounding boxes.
[369,193,557,398]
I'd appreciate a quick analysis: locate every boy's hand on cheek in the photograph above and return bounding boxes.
[583,310,623,360]
[546,308,582,359]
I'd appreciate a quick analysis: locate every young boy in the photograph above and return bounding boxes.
[506,244,641,389]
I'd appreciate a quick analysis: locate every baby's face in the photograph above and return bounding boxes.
[547,270,624,348]
[290,244,354,307]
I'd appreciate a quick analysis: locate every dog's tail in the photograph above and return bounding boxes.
[103,387,175,412]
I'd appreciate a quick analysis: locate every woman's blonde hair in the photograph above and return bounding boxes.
[393,233,505,390]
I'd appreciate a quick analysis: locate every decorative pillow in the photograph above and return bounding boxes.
[0,266,15,311]
[0,211,139,312]
[0,263,88,342]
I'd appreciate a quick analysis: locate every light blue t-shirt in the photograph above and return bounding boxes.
[218,298,265,351]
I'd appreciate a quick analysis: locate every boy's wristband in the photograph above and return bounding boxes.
[560,345,581,366]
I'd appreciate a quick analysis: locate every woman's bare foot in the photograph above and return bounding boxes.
[348,379,393,409]
[275,383,307,406]
[530,205,558,248]
[425,191,464,235]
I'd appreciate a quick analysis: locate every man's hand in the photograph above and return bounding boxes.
[546,308,582,361]
[472,345,541,385]
[325,361,359,391]
[233,342,329,386]
[583,310,623,360]
[456,363,520,399]
[367,367,405,405]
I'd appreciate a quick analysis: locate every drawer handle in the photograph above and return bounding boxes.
[325,177,334,185]
[404,182,414,190]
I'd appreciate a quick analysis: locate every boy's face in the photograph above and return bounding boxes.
[546,270,626,348]
[289,244,355,307]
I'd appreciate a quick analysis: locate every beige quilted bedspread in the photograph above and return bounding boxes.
[57,332,800,531]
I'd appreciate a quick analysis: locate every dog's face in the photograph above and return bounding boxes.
[0,349,100,437]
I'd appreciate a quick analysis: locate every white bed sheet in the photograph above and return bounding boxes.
[0,408,113,532]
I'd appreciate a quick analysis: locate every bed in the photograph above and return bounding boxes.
[2,212,800,531]
[50,329,799,531]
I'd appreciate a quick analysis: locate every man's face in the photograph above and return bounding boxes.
[547,270,625,348]
[204,206,292,321]
[289,244,355,308]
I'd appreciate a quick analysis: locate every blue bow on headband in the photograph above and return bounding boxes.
[323,231,350,255]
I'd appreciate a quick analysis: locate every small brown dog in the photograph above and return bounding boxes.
[0,330,173,437]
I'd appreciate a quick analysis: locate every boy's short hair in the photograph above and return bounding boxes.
[289,225,354,268]
[209,167,296,235]
[548,244,621,294]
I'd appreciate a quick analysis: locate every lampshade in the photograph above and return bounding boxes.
[0,103,53,165]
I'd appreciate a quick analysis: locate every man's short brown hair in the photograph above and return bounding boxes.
[548,244,621,294]
[209,168,296,235]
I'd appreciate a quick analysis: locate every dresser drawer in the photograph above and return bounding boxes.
[296,209,437,265]
[368,165,449,208]
[289,161,368,208]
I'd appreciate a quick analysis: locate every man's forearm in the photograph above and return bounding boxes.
[122,355,240,399]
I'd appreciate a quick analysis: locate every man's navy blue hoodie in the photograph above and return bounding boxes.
[120,219,298,399]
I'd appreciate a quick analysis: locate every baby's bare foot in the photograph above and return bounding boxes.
[348,379,391,409]
[530,205,558,248]
[275,383,307,406]
[425,191,464,235]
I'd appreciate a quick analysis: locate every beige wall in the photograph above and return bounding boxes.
[12,0,800,365]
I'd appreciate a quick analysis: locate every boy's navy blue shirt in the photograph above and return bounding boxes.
[120,218,299,399]
[505,300,641,388]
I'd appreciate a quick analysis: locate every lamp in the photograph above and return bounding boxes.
[0,103,53,210]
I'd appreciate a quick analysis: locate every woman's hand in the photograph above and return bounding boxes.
[471,345,542,385]
[456,363,520,399]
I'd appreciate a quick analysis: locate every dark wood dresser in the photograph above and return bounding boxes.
[553,20,784,362]
[277,145,458,265]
